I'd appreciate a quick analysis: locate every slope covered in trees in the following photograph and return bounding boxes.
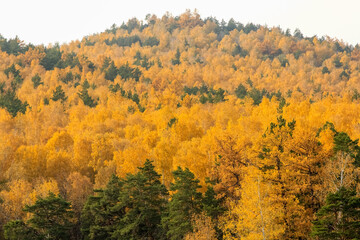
[1,10,360,239]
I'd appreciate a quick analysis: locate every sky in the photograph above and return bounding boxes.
[0,0,360,46]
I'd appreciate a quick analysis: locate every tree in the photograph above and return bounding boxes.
[0,90,28,117]
[4,220,37,240]
[311,187,360,239]
[81,175,124,240]
[40,46,62,70]
[78,87,97,108]
[171,48,181,65]
[235,83,247,99]
[163,167,203,240]
[82,160,168,240]
[31,74,43,89]
[51,86,67,103]
[112,159,168,239]
[104,61,118,81]
[4,192,74,240]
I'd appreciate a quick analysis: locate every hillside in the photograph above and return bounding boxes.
[1,11,360,239]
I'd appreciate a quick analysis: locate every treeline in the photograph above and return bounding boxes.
[4,160,223,240]
[1,10,360,240]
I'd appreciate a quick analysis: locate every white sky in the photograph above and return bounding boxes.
[0,0,359,46]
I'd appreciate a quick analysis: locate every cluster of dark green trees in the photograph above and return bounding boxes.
[4,160,360,240]
[183,85,226,104]
[102,58,142,82]
[3,160,223,240]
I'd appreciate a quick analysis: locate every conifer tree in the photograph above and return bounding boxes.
[51,86,67,103]
[163,167,203,240]
[4,192,73,240]
[113,159,168,239]
[311,187,360,239]
[81,175,124,240]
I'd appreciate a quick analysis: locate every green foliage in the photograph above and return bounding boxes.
[232,45,248,57]
[4,64,23,86]
[168,117,178,128]
[81,175,125,240]
[322,66,330,74]
[51,86,67,103]
[248,87,264,105]
[118,63,142,82]
[105,35,141,47]
[55,52,81,70]
[235,83,247,99]
[78,86,97,108]
[143,36,160,47]
[183,85,226,104]
[4,220,37,240]
[163,167,203,240]
[31,74,43,89]
[61,72,74,84]
[333,57,343,68]
[311,187,360,239]
[202,184,225,220]
[82,161,168,240]
[40,46,62,70]
[0,89,28,117]
[113,160,168,240]
[333,131,360,166]
[0,36,29,56]
[4,192,74,240]
[171,48,181,65]
[104,61,118,82]
[133,51,153,70]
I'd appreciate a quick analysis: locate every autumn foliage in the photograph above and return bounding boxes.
[1,10,360,239]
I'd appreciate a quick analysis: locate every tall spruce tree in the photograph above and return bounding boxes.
[311,187,360,239]
[163,167,203,240]
[4,192,73,240]
[81,175,124,240]
[82,160,168,240]
[113,159,168,240]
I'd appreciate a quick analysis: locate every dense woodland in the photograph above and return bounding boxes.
[1,10,360,239]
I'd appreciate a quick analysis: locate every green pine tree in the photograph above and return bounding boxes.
[171,48,181,65]
[4,192,74,240]
[113,159,168,240]
[311,187,360,239]
[163,167,203,240]
[78,87,97,108]
[51,86,67,103]
[81,175,124,240]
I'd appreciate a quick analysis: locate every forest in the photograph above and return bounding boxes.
[1,10,360,239]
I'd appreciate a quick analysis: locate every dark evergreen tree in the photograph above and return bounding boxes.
[3,220,37,240]
[0,90,28,117]
[322,66,330,74]
[61,72,74,84]
[113,160,168,239]
[202,183,225,221]
[235,83,247,99]
[104,62,118,82]
[51,86,67,103]
[163,167,203,240]
[171,48,181,65]
[31,74,43,89]
[4,192,73,240]
[81,175,125,240]
[311,187,360,239]
[4,64,23,88]
[143,37,160,47]
[133,51,142,66]
[78,85,97,108]
[40,46,62,71]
